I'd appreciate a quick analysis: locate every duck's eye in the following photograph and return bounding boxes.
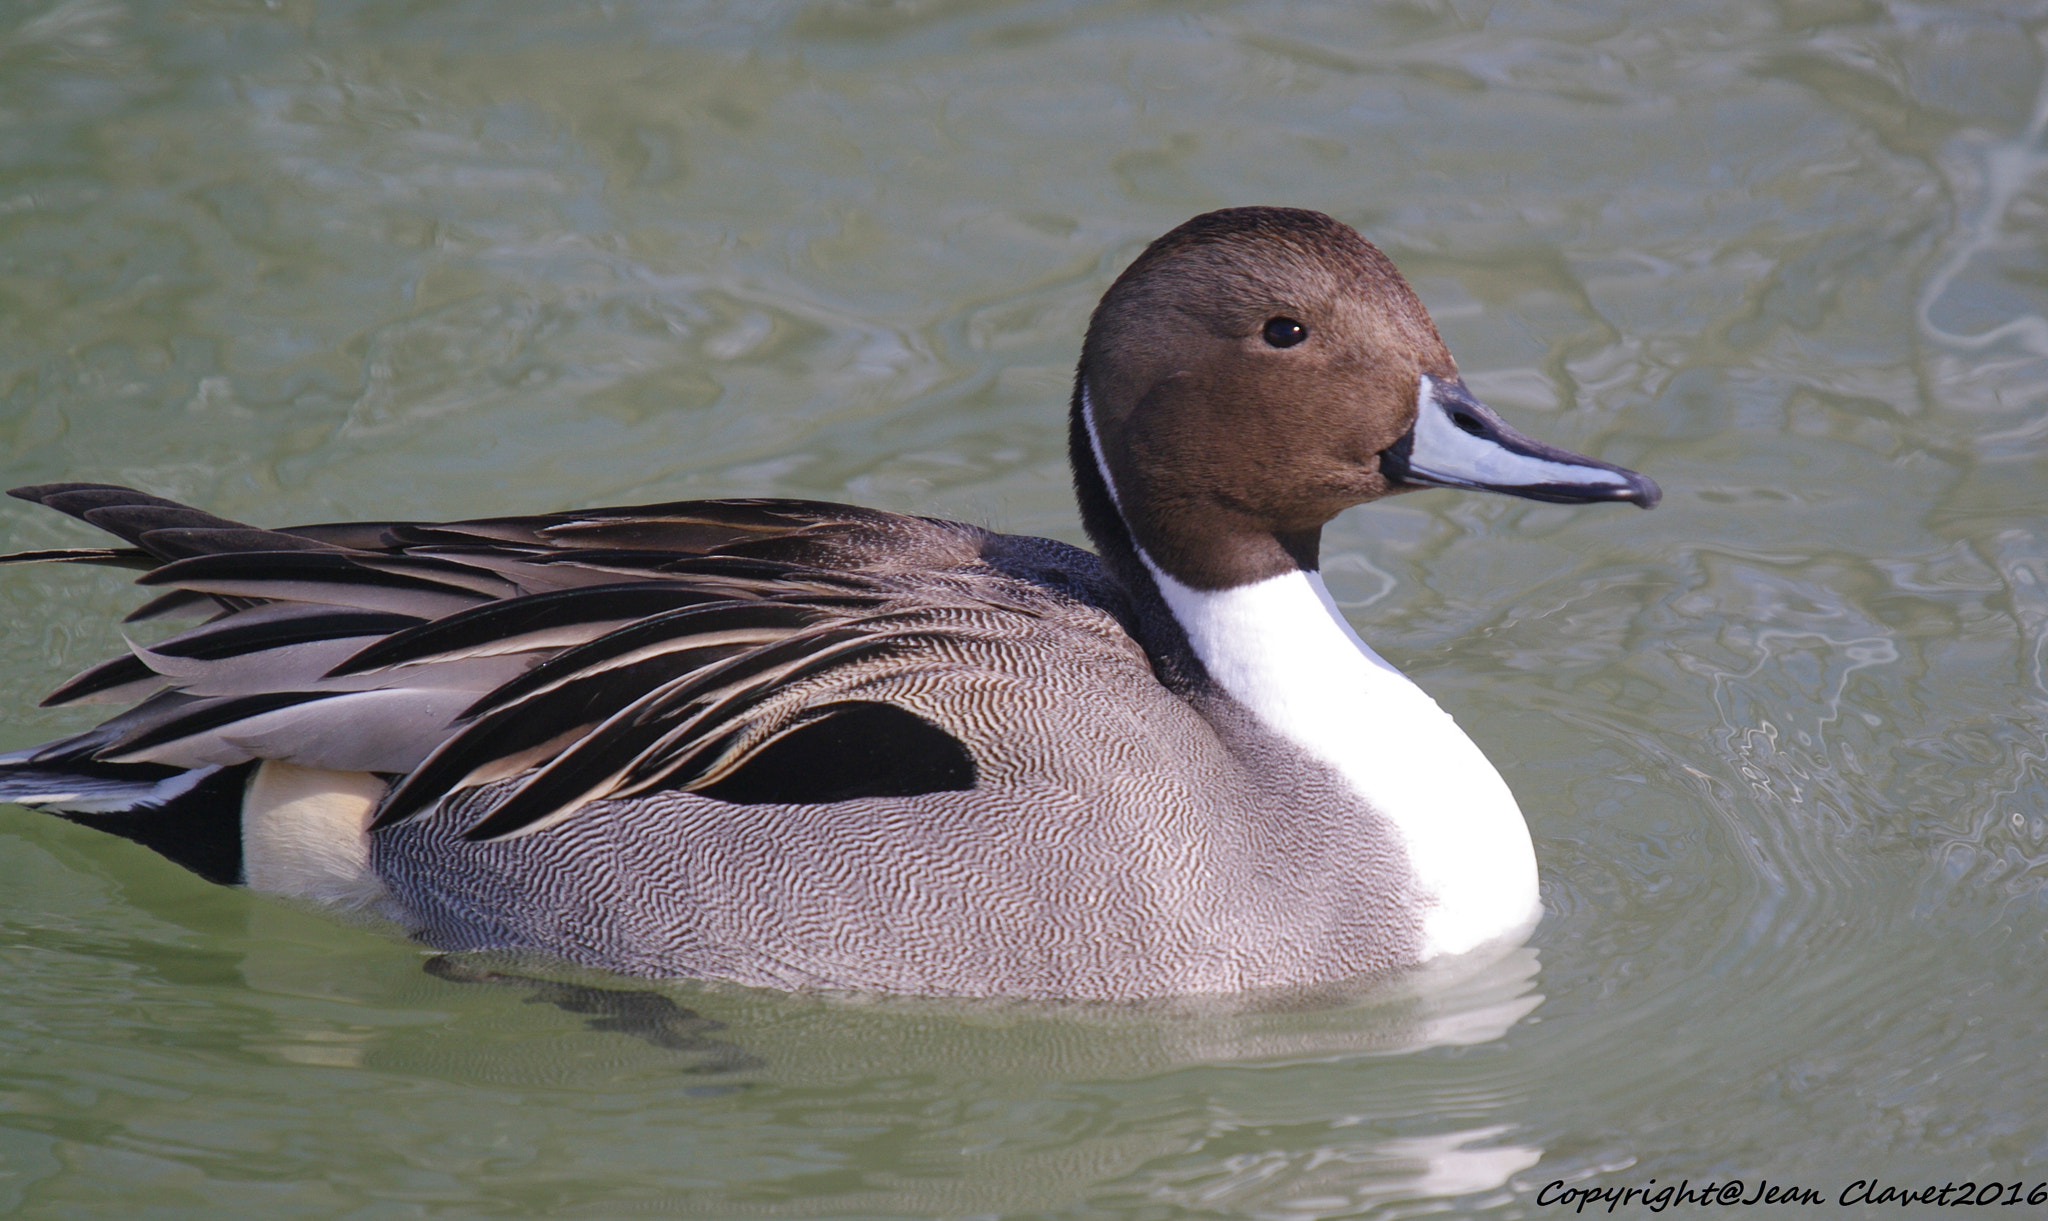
[1262,317,1309,348]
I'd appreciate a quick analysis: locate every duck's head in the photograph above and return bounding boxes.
[1072,207,1658,591]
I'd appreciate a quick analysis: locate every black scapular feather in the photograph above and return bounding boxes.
[327,582,737,676]
[155,610,426,660]
[98,689,334,759]
[139,549,508,596]
[42,654,160,706]
[454,600,836,720]
[455,627,902,841]
[371,641,777,830]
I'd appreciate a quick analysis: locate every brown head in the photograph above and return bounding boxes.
[1072,207,1656,591]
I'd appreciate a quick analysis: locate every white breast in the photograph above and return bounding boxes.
[1146,565,1540,958]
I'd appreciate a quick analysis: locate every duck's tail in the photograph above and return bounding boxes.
[0,754,253,883]
[1,485,400,907]
[1,747,394,909]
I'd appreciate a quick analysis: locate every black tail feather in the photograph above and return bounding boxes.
[3,760,254,885]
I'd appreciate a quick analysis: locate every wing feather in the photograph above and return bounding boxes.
[106,688,480,771]
[43,654,167,707]
[138,551,499,617]
[455,626,898,841]
[452,600,838,720]
[326,583,738,676]
[5,484,1126,845]
[368,602,847,828]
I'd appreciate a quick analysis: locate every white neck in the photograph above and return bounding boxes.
[1147,566,1537,957]
[1082,388,1539,958]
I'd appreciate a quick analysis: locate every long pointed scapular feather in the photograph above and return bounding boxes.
[365,609,850,830]
[325,582,741,676]
[7,482,1011,853]
[452,600,838,721]
[43,654,167,707]
[455,627,910,842]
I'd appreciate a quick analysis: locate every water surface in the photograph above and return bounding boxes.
[3,0,2046,1215]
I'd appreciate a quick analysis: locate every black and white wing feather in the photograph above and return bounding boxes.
[2,484,1129,843]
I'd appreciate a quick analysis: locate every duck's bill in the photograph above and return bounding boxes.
[1380,376,1660,508]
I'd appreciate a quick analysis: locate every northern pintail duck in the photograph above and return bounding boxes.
[0,208,1656,999]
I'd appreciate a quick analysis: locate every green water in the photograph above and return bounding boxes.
[3,0,2045,1215]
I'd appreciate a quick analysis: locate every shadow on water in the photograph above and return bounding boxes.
[421,953,768,1073]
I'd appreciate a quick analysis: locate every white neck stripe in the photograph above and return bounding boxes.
[1080,385,1129,517]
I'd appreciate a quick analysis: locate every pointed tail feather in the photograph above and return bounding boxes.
[0,760,253,884]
